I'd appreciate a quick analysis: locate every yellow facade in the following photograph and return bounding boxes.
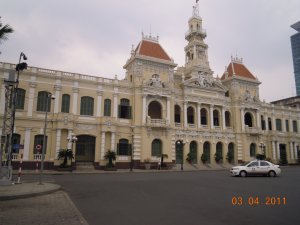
[0,3,300,170]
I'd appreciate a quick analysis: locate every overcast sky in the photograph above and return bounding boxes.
[1,0,299,102]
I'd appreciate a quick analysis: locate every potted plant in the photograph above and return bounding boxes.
[104,150,117,171]
[201,152,209,164]
[186,152,196,164]
[57,148,74,170]
[144,158,151,170]
[226,150,234,164]
[214,151,223,163]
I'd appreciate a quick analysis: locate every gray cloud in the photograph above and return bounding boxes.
[1,0,299,102]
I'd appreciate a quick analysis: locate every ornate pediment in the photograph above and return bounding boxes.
[184,71,227,92]
[144,74,169,88]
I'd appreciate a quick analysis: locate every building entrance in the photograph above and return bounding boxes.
[75,135,95,162]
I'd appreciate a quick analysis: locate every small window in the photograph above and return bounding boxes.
[61,94,70,113]
[118,98,131,119]
[117,139,131,156]
[104,99,111,116]
[80,96,94,116]
[247,162,258,167]
[260,161,270,167]
[37,91,51,112]
[285,120,289,132]
[276,119,282,131]
[293,120,298,133]
[15,88,26,109]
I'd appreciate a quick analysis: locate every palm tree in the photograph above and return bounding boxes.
[58,149,74,168]
[104,150,116,168]
[0,17,14,44]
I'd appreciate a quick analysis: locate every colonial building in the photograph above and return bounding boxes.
[1,2,300,170]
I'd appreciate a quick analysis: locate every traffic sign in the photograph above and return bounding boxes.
[36,144,42,150]
[13,144,24,149]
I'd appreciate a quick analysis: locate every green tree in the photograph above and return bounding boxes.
[104,150,116,168]
[57,149,74,168]
[0,17,14,44]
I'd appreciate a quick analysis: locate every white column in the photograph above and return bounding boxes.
[67,129,72,149]
[111,132,115,152]
[210,105,214,129]
[272,116,276,131]
[294,142,297,161]
[276,142,280,160]
[272,141,276,160]
[166,97,170,124]
[100,131,105,160]
[184,102,187,128]
[113,94,118,118]
[290,142,294,160]
[142,95,147,124]
[197,103,201,128]
[289,119,293,132]
[0,82,5,114]
[96,91,103,117]
[256,111,260,128]
[55,129,61,159]
[54,85,61,113]
[265,116,269,130]
[72,88,79,114]
[222,108,226,130]
[27,83,36,116]
[241,108,245,131]
[23,128,31,160]
[193,45,197,59]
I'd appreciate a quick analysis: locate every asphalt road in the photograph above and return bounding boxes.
[52,167,300,225]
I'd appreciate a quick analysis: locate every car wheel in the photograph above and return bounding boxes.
[268,171,276,177]
[240,171,247,177]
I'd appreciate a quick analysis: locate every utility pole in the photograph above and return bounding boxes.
[0,53,27,185]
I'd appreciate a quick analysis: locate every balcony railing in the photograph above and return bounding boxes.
[245,126,260,134]
[147,118,167,127]
[34,154,42,160]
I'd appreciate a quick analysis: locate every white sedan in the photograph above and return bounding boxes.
[230,160,281,177]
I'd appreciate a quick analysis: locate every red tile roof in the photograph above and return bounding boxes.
[135,40,171,61]
[221,62,256,80]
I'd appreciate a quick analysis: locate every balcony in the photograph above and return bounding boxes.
[146,118,168,127]
[245,126,261,135]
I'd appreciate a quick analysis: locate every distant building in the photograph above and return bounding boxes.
[1,2,300,170]
[271,96,300,108]
[291,21,300,96]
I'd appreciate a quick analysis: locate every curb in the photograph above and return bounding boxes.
[0,182,61,201]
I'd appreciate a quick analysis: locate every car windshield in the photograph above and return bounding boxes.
[240,162,250,166]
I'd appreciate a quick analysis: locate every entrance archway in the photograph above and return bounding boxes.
[75,135,95,162]
[176,140,184,164]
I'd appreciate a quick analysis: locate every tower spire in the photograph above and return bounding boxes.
[193,0,200,17]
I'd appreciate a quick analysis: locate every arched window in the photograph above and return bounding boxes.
[174,105,181,123]
[276,119,282,131]
[216,142,223,162]
[189,141,197,163]
[148,101,162,119]
[37,91,51,112]
[33,135,47,154]
[261,115,266,130]
[213,110,220,126]
[104,99,111,116]
[203,141,211,163]
[225,111,231,127]
[117,139,131,156]
[16,88,25,109]
[228,143,234,163]
[80,96,94,116]
[12,133,21,153]
[201,108,208,125]
[187,106,195,124]
[244,112,253,127]
[250,143,256,157]
[119,98,131,119]
[151,139,162,157]
[61,94,70,113]
[268,118,272,130]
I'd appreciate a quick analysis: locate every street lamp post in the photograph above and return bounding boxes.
[39,93,55,185]
[0,52,27,182]
[176,140,185,171]
[67,133,77,167]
